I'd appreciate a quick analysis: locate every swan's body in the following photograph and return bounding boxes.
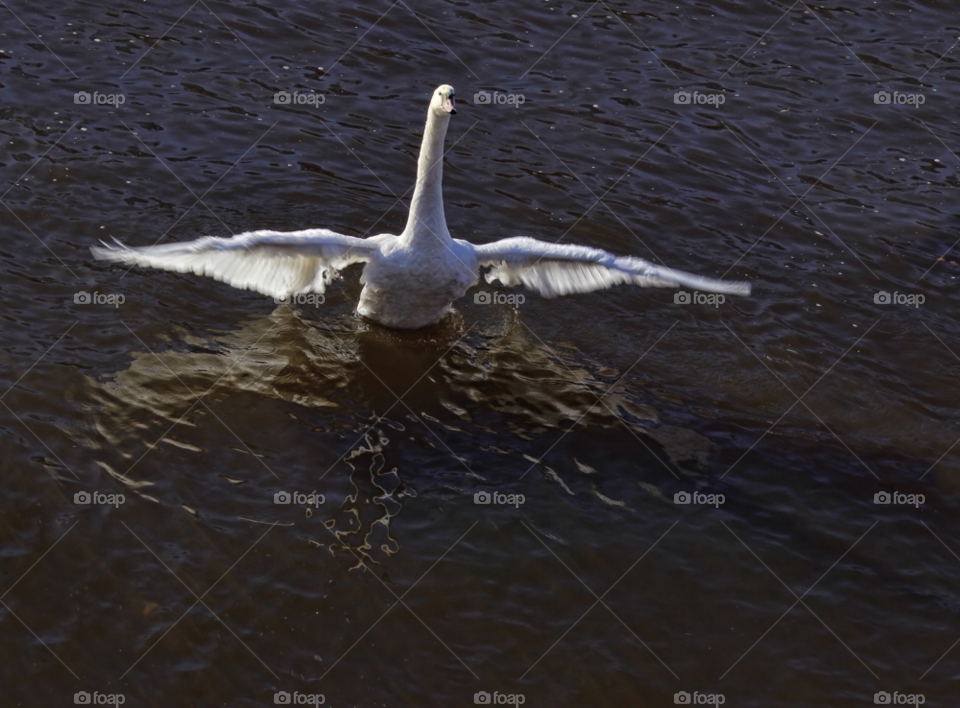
[93,85,750,329]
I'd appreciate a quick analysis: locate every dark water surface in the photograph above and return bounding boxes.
[2,1,960,706]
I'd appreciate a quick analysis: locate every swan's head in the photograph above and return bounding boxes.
[431,84,457,117]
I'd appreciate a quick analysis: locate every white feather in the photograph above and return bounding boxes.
[91,228,378,300]
[472,237,751,298]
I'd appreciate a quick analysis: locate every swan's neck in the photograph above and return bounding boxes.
[402,109,451,248]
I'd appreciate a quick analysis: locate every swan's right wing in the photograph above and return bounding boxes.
[91,228,380,300]
[472,237,751,298]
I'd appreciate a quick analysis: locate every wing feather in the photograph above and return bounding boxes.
[91,228,379,300]
[472,237,750,298]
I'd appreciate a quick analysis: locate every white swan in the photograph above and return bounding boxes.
[92,84,750,330]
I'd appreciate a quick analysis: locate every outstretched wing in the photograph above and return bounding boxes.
[471,237,750,298]
[91,228,380,300]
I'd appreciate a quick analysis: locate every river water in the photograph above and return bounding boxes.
[1,1,959,706]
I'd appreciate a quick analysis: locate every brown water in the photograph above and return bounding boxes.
[2,1,960,706]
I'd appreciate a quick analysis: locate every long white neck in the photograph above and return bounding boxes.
[402,108,451,248]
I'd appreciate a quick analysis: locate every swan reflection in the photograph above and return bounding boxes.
[77,306,715,563]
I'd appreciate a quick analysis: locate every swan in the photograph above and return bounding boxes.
[92,84,750,329]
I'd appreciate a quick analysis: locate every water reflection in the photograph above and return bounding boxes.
[72,305,719,553]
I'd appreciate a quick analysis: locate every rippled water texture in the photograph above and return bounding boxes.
[2,1,960,706]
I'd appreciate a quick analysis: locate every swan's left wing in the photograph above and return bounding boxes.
[91,228,379,300]
[472,237,751,298]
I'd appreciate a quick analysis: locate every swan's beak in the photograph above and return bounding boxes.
[443,95,457,115]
